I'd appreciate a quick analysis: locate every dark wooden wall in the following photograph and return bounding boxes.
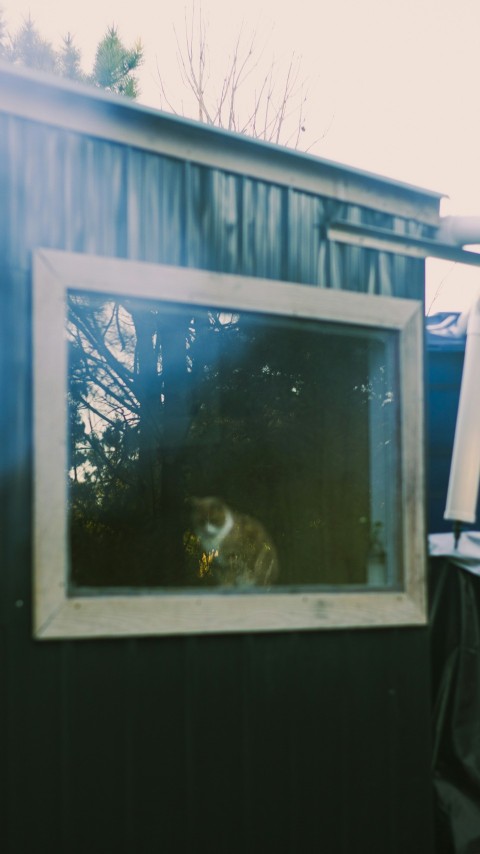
[0,108,434,853]
[1,628,433,854]
[426,334,476,534]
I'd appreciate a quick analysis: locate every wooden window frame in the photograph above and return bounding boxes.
[33,248,426,639]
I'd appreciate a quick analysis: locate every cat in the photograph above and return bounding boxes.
[190,496,279,587]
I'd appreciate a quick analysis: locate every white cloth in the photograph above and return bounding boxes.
[429,531,480,575]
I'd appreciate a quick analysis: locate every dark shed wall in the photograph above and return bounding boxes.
[427,345,464,533]
[425,331,480,535]
[0,102,434,853]
[1,113,429,291]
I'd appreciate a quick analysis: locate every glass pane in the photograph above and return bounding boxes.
[67,289,401,592]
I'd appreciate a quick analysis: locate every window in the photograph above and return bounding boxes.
[33,249,426,638]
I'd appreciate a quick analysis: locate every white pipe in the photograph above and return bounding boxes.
[444,294,480,524]
[437,216,480,246]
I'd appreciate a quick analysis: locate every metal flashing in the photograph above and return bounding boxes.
[327,220,480,265]
[0,60,443,225]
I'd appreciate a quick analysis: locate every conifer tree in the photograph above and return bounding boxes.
[3,15,57,73]
[58,32,84,82]
[0,13,143,99]
[0,8,8,57]
[90,25,143,98]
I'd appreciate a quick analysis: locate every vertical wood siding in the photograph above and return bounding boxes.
[0,114,429,287]
[426,343,477,534]
[0,111,433,853]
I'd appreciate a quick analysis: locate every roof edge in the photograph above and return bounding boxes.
[0,61,443,225]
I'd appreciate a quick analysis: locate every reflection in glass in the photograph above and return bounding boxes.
[67,289,401,591]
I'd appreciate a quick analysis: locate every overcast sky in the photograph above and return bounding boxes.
[3,0,480,311]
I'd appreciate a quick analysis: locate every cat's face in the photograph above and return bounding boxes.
[191,497,227,535]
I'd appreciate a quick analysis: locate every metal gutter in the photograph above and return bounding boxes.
[327,221,480,266]
[0,61,443,226]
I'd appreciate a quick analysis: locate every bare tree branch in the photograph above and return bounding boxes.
[157,4,316,150]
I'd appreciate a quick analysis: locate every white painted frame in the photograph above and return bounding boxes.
[33,249,427,639]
